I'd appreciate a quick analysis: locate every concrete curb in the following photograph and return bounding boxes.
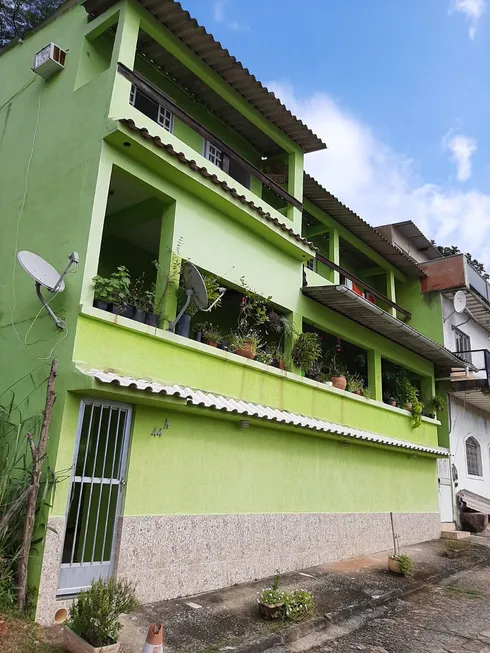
[232,556,490,653]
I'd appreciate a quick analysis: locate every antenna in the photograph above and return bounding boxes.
[443,290,467,323]
[17,251,79,329]
[169,262,226,332]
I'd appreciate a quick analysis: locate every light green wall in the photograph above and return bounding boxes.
[396,280,444,345]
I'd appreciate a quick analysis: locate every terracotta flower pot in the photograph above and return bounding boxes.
[405,402,413,412]
[446,548,464,559]
[331,375,347,390]
[277,361,286,370]
[388,556,403,575]
[207,340,218,347]
[258,602,284,621]
[354,390,361,395]
[235,340,256,360]
[389,400,397,407]
[63,626,120,653]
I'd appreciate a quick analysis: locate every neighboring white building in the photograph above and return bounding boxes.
[379,221,490,525]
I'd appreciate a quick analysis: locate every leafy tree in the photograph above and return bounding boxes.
[0,0,63,48]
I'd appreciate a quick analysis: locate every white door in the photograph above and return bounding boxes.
[58,399,131,596]
[437,458,454,523]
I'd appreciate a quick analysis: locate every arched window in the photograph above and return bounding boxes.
[466,437,482,477]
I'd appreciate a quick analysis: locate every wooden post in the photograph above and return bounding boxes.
[17,359,58,612]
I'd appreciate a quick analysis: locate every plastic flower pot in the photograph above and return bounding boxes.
[63,625,120,653]
[258,602,284,621]
[331,375,347,390]
[176,314,191,338]
[145,312,159,327]
[93,299,109,312]
[235,340,257,360]
[133,309,146,323]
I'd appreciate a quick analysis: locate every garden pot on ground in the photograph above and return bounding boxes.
[235,340,256,360]
[258,602,284,621]
[176,313,191,338]
[388,556,403,575]
[93,299,109,311]
[446,548,464,559]
[63,626,120,653]
[133,309,146,323]
[331,375,347,390]
[145,312,159,327]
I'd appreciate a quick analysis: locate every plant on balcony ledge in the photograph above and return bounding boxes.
[92,266,131,315]
[230,331,262,360]
[201,323,223,347]
[395,375,424,428]
[176,271,222,338]
[324,351,348,390]
[271,347,293,371]
[430,394,446,417]
[291,332,322,373]
[346,372,365,395]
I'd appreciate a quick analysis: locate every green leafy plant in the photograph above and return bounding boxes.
[394,554,413,576]
[128,274,151,311]
[202,324,222,344]
[430,394,446,414]
[444,539,471,557]
[291,332,322,372]
[282,588,315,621]
[347,372,364,393]
[67,577,138,647]
[324,350,348,378]
[257,571,284,606]
[411,399,424,429]
[394,375,424,428]
[255,348,274,365]
[361,386,372,400]
[237,278,272,338]
[272,348,293,371]
[92,266,131,306]
[230,330,262,352]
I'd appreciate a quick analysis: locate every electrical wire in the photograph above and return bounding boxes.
[0,77,36,113]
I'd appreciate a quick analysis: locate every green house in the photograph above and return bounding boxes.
[0,0,464,625]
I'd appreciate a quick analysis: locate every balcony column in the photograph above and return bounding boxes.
[386,270,397,317]
[286,149,303,231]
[109,2,140,115]
[421,374,436,407]
[156,202,181,329]
[285,311,302,374]
[329,228,340,284]
[367,349,383,402]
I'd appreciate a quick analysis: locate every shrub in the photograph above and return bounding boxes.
[283,588,315,621]
[257,571,284,606]
[67,577,138,647]
[291,332,322,372]
[444,538,471,552]
[395,554,413,576]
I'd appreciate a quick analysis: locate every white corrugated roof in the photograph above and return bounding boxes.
[80,368,448,457]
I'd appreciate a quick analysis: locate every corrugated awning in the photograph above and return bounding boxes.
[451,388,490,413]
[303,174,424,278]
[79,368,448,456]
[82,0,326,155]
[302,284,473,371]
[378,221,441,260]
[444,289,490,332]
[457,489,490,515]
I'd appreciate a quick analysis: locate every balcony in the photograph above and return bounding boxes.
[421,254,490,331]
[450,349,490,412]
[303,255,468,373]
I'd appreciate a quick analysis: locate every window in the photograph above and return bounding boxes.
[129,85,173,133]
[454,328,472,364]
[306,258,316,272]
[466,436,482,477]
[204,140,251,189]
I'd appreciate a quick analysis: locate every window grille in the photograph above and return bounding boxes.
[466,436,482,476]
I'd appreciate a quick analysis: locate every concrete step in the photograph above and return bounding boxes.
[441,530,471,540]
[441,522,456,532]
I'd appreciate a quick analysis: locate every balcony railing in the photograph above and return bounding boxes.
[117,63,302,211]
[451,349,490,388]
[314,253,411,320]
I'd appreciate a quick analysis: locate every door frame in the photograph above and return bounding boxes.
[57,397,132,596]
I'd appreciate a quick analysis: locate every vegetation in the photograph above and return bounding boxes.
[257,571,284,607]
[434,243,489,280]
[92,266,131,307]
[393,553,413,576]
[291,332,322,372]
[444,538,471,554]
[430,394,446,415]
[201,323,223,345]
[67,577,138,647]
[346,372,364,393]
[324,350,348,378]
[257,572,315,621]
[0,0,63,47]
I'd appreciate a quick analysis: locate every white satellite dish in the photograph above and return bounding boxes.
[453,290,467,314]
[17,250,79,329]
[169,262,226,332]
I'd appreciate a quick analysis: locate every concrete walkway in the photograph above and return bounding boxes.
[115,538,490,653]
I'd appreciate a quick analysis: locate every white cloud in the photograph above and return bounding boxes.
[444,133,477,181]
[213,0,249,30]
[269,83,490,266]
[450,0,486,39]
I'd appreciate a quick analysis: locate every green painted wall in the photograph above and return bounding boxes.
[396,280,444,345]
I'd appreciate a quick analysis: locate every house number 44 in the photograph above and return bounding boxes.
[151,420,170,437]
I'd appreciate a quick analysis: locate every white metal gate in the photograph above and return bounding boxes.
[437,458,454,523]
[58,399,131,596]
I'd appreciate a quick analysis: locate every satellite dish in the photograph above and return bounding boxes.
[453,290,467,314]
[17,250,79,329]
[183,262,208,310]
[17,251,65,292]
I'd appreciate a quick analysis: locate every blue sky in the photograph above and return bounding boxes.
[181,0,490,266]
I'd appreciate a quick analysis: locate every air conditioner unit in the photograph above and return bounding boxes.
[33,43,67,79]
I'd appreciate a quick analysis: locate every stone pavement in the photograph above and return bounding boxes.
[113,538,490,653]
[266,563,490,653]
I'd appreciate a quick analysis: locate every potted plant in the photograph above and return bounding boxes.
[144,284,161,327]
[231,331,262,360]
[282,589,315,622]
[92,266,131,314]
[64,577,138,653]
[255,347,274,365]
[347,373,364,395]
[430,394,446,417]
[444,538,471,559]
[176,269,223,338]
[291,332,322,373]
[234,279,272,357]
[325,351,348,390]
[202,324,222,347]
[128,274,149,324]
[361,386,371,400]
[388,512,413,576]
[272,348,292,371]
[257,571,284,621]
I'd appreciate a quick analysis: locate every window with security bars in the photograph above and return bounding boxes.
[466,436,482,476]
[204,140,251,189]
[129,85,173,133]
[454,328,472,364]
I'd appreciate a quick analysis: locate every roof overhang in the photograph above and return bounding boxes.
[302,174,425,278]
[443,288,490,332]
[303,284,474,372]
[82,0,326,155]
[378,221,441,260]
[79,368,447,457]
[451,386,490,413]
